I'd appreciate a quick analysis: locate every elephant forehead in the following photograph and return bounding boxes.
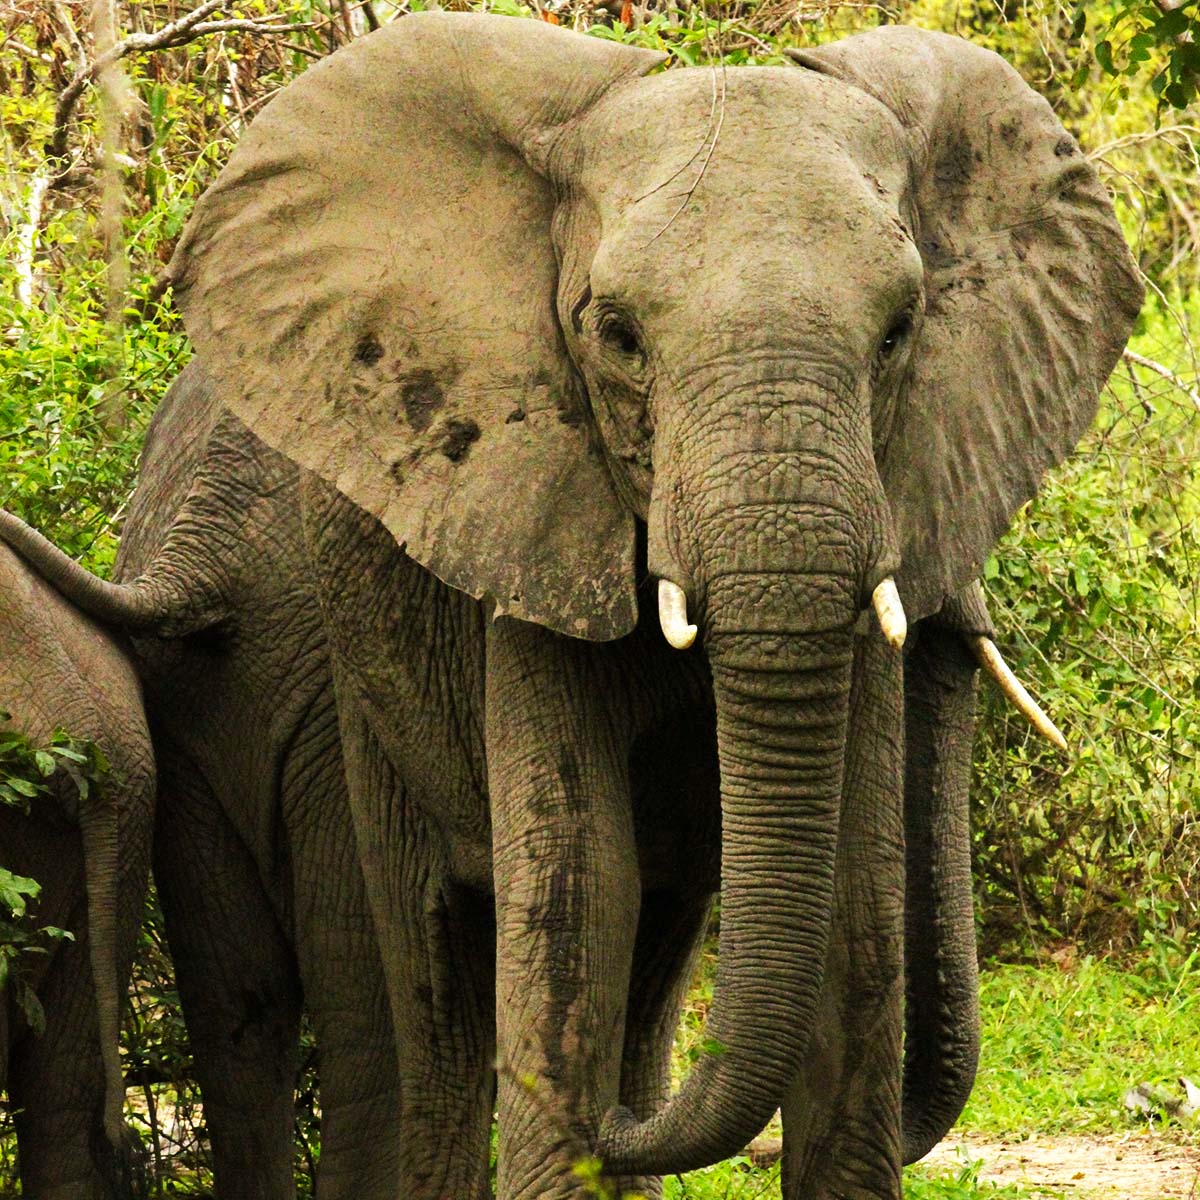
[575,66,908,209]
[580,80,920,343]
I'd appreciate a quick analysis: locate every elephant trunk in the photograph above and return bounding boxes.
[602,372,893,1173]
[601,613,854,1173]
[900,616,983,1163]
[0,508,183,630]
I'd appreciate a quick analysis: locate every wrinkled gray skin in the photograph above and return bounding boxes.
[0,543,154,1199]
[109,391,401,1199]
[0,13,1141,1200]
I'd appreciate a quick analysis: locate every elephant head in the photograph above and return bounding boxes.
[164,12,1142,1177]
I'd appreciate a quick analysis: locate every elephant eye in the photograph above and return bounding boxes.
[878,312,913,360]
[598,311,645,361]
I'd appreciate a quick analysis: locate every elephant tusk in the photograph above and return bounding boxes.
[971,636,1068,753]
[658,579,697,650]
[872,577,907,650]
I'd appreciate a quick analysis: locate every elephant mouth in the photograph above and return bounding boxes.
[657,574,908,652]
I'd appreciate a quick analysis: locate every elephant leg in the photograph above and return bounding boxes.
[781,630,905,1200]
[614,888,714,1200]
[153,764,301,1200]
[285,702,402,1200]
[486,617,641,1200]
[9,882,123,1199]
[335,686,495,1200]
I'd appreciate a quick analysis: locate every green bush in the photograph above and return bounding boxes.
[973,295,1199,964]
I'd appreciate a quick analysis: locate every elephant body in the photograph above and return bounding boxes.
[112,363,721,1197]
[0,13,1142,1199]
[113,370,401,1199]
[0,542,154,1198]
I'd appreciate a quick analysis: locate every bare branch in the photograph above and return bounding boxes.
[280,40,324,61]
[3,37,52,65]
[51,3,84,60]
[1122,347,1200,414]
[12,169,50,313]
[1087,124,1200,160]
[189,19,314,37]
[46,0,309,167]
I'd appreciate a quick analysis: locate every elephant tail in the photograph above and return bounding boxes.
[0,508,201,632]
[77,795,126,1147]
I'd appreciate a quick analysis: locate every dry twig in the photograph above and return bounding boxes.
[1122,347,1200,415]
[46,0,309,166]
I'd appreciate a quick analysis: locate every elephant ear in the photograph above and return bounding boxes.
[789,28,1143,622]
[167,13,665,640]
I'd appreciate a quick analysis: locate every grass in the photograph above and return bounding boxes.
[659,955,1200,1199]
[962,955,1200,1139]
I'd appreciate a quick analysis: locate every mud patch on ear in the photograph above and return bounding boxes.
[934,132,975,186]
[401,369,446,432]
[438,417,481,462]
[354,333,385,365]
[170,10,652,641]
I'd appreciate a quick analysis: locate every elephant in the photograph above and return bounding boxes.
[3,384,403,1198]
[0,13,1142,1199]
[0,540,155,1197]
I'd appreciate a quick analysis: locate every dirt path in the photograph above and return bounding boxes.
[922,1133,1199,1198]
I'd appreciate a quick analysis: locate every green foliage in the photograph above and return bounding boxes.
[1083,1,1200,112]
[971,297,1199,963]
[905,1156,1032,1200]
[960,956,1200,1137]
[664,1156,781,1199]
[0,713,110,811]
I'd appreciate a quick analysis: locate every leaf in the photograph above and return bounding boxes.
[0,870,40,916]
[1155,7,1192,38]
[1164,78,1194,108]
[17,982,46,1036]
[48,744,87,764]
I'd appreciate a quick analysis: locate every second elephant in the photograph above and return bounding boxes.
[0,541,154,1198]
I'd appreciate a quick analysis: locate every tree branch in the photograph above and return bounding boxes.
[1122,347,1200,415]
[46,0,309,167]
[12,170,50,313]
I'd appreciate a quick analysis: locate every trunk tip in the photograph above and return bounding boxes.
[596,1104,639,1173]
